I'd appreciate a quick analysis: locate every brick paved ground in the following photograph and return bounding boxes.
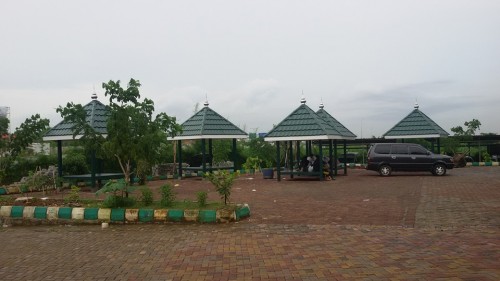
[1,167,499,280]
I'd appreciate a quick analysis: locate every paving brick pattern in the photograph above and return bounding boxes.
[1,167,499,280]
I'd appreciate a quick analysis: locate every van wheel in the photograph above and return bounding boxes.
[379,165,392,176]
[433,164,446,176]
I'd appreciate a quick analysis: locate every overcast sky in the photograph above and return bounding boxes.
[1,0,499,137]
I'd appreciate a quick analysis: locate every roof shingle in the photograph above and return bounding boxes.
[265,99,353,141]
[383,105,449,139]
[43,96,109,141]
[171,103,248,140]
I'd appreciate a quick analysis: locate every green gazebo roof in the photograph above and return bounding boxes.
[171,101,248,140]
[264,98,351,142]
[43,94,109,141]
[316,103,356,139]
[383,104,449,139]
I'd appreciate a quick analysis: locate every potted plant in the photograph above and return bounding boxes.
[260,159,274,179]
[262,167,274,179]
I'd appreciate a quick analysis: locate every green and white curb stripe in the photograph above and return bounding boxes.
[468,162,499,166]
[0,204,250,225]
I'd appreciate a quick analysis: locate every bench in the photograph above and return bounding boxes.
[182,166,235,176]
[63,173,124,188]
[279,170,323,179]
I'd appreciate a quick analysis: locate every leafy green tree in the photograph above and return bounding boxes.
[57,79,181,187]
[240,137,276,168]
[451,119,481,136]
[0,116,8,135]
[101,79,181,184]
[0,114,50,184]
[446,119,482,158]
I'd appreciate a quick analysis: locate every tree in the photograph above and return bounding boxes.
[204,170,239,205]
[446,119,482,161]
[57,79,181,190]
[0,114,50,184]
[100,79,181,185]
[0,116,8,135]
[451,119,481,136]
[240,137,276,168]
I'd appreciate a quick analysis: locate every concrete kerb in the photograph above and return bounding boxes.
[0,204,250,226]
[468,162,499,166]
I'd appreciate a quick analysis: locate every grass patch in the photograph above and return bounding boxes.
[133,200,230,210]
[0,197,233,211]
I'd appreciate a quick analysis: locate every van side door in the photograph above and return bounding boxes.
[390,144,410,170]
[409,145,433,170]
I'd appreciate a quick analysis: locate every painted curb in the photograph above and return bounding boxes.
[0,205,250,225]
[125,209,139,222]
[184,209,199,222]
[154,209,168,221]
[471,162,499,166]
[98,208,111,221]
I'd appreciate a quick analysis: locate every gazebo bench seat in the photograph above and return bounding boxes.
[280,170,323,178]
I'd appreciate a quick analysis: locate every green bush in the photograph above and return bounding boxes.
[197,191,207,207]
[204,170,239,205]
[65,185,81,203]
[63,152,89,175]
[2,154,57,185]
[135,160,151,185]
[139,186,154,206]
[160,184,176,207]
[102,195,136,208]
[482,152,492,162]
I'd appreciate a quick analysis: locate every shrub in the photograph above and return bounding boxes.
[102,195,136,208]
[139,186,154,206]
[63,152,89,175]
[160,184,176,207]
[204,170,239,205]
[482,152,492,162]
[65,185,81,203]
[135,160,151,185]
[243,157,261,174]
[96,179,136,198]
[197,191,207,207]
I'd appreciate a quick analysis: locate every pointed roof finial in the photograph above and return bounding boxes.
[300,90,306,104]
[414,99,419,109]
[91,85,98,100]
[319,98,324,109]
[204,94,209,107]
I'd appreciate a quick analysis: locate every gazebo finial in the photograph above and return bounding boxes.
[319,98,324,109]
[204,94,209,107]
[300,91,306,104]
[414,100,419,109]
[91,86,98,100]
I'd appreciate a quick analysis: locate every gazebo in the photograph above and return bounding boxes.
[316,102,357,176]
[383,103,449,153]
[42,93,122,187]
[169,100,248,177]
[264,98,356,181]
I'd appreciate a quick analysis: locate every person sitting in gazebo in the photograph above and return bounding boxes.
[322,156,332,180]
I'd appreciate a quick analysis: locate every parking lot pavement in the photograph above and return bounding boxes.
[1,167,499,280]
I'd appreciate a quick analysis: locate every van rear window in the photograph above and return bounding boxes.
[374,144,391,154]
